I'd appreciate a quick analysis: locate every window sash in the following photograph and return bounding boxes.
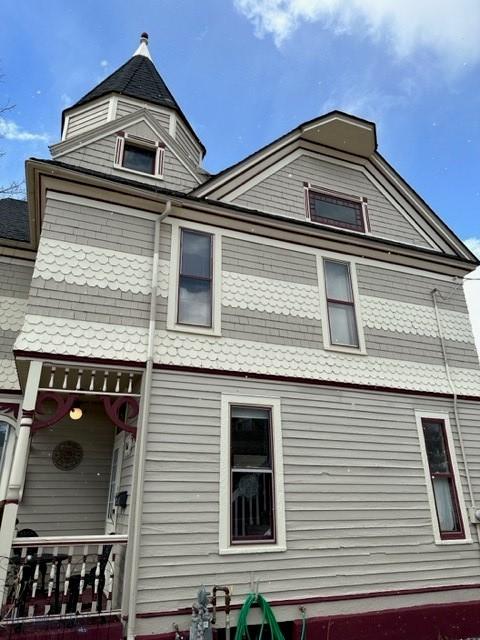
[122,142,156,175]
[308,190,365,232]
[177,229,213,327]
[230,406,275,544]
[422,419,464,540]
[324,260,359,348]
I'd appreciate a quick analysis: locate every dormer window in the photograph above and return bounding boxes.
[306,185,368,233]
[114,133,165,177]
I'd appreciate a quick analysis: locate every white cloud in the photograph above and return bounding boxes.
[100,60,109,68]
[463,238,480,357]
[234,0,480,68]
[0,118,49,142]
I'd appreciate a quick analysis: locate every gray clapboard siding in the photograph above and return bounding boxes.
[175,120,201,166]
[66,101,110,139]
[136,370,480,613]
[233,154,431,249]
[0,261,34,298]
[115,99,171,130]
[59,131,199,192]
[18,409,115,536]
[116,436,135,534]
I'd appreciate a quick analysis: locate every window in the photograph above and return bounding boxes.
[0,418,15,502]
[323,259,359,348]
[219,396,286,554]
[307,189,367,232]
[177,229,213,327]
[231,406,274,542]
[123,142,156,174]
[0,421,10,474]
[167,221,221,336]
[415,412,470,544]
[114,133,164,177]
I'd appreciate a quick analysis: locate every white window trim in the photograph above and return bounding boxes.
[414,411,471,545]
[0,415,17,503]
[219,394,286,555]
[305,183,370,235]
[167,219,222,336]
[114,133,165,178]
[316,256,366,355]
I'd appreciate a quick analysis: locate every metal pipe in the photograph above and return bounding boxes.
[211,585,231,640]
[125,200,171,640]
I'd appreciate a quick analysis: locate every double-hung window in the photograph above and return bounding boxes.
[219,396,286,554]
[322,258,362,350]
[177,229,213,327]
[416,412,469,543]
[168,221,221,335]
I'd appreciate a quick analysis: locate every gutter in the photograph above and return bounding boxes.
[126,200,171,640]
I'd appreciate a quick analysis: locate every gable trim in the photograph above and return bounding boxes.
[221,148,440,252]
[52,110,202,184]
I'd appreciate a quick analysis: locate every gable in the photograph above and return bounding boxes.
[226,150,437,251]
[51,112,203,193]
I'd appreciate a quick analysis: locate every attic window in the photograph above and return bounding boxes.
[306,187,368,233]
[114,133,164,177]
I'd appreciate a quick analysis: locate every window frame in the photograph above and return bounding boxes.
[305,184,370,234]
[415,411,471,545]
[114,132,165,178]
[177,228,214,328]
[167,220,222,336]
[219,395,286,555]
[317,255,366,355]
[0,415,17,503]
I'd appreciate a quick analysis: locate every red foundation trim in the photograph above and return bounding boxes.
[136,583,480,619]
[0,499,19,506]
[291,600,480,640]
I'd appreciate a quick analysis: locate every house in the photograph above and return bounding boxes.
[0,32,480,640]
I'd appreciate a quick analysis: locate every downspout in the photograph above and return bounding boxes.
[432,289,476,516]
[126,200,171,640]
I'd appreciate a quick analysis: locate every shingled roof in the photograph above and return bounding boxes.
[73,53,180,112]
[64,34,205,155]
[0,198,29,242]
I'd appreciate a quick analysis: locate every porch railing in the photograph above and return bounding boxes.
[1,534,128,623]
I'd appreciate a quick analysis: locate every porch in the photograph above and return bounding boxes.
[0,361,142,637]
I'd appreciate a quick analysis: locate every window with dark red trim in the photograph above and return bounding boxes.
[422,418,465,540]
[308,190,365,232]
[177,228,213,327]
[230,406,275,543]
[324,259,359,348]
[122,142,156,174]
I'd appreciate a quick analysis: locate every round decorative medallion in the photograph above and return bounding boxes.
[52,440,83,471]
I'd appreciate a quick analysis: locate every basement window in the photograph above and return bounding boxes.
[114,134,164,177]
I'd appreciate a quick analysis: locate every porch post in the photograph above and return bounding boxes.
[0,360,42,603]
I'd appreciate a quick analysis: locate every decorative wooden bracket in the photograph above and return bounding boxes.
[32,392,79,432]
[0,403,20,420]
[102,396,139,437]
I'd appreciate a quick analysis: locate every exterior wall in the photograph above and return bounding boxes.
[136,369,480,625]
[175,119,201,166]
[64,99,110,139]
[0,258,34,391]
[116,434,135,534]
[15,199,480,397]
[231,153,433,249]
[17,407,115,536]
[58,131,200,192]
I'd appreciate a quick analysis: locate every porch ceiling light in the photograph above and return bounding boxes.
[69,406,83,421]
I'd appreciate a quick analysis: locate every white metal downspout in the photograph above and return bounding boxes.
[432,289,477,527]
[126,201,171,640]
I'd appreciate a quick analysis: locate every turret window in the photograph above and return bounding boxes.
[306,185,368,233]
[114,133,164,177]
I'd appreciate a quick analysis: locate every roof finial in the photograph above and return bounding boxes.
[133,32,152,60]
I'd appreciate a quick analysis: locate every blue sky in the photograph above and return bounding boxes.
[0,0,479,251]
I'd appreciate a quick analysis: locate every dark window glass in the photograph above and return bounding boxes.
[177,229,213,327]
[324,260,359,347]
[309,191,365,232]
[230,407,274,542]
[422,419,463,538]
[122,143,156,174]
